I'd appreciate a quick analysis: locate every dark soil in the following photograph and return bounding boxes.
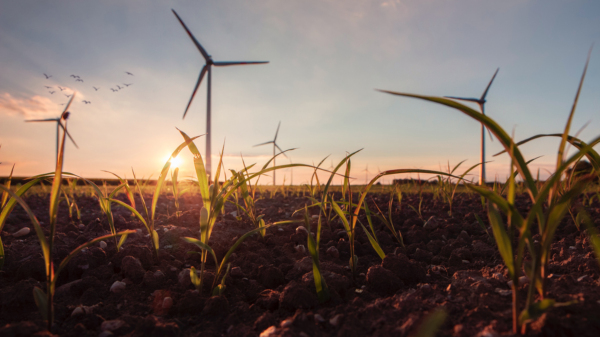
[1,191,600,336]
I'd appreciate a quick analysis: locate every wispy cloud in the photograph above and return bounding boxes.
[0,93,56,118]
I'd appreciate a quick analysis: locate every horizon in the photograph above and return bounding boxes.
[1,1,599,185]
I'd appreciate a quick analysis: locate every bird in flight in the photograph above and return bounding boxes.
[76,79,83,82]
[44,73,52,79]
[93,87,100,91]
[116,85,123,90]
[123,83,133,87]
[49,91,55,94]
[70,75,79,78]
[65,94,72,98]
[44,86,52,89]
[82,100,91,104]
[110,88,117,92]
[59,103,65,106]
[58,86,65,91]
[125,71,134,76]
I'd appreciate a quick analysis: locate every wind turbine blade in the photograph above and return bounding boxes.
[275,144,288,158]
[58,122,79,149]
[444,96,480,103]
[62,94,76,117]
[25,118,59,122]
[274,121,281,142]
[480,68,499,101]
[182,65,208,119]
[172,9,211,62]
[253,141,274,147]
[213,61,269,66]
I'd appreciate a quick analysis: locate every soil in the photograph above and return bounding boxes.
[1,190,600,337]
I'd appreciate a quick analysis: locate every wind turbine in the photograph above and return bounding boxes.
[254,122,286,186]
[363,164,371,185]
[25,95,78,163]
[444,68,499,185]
[172,9,269,182]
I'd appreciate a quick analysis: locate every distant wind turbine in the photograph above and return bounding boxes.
[363,164,371,184]
[172,9,269,182]
[254,122,286,186]
[25,94,78,162]
[444,68,499,185]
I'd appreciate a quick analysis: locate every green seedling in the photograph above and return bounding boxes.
[108,136,202,258]
[378,47,600,334]
[303,205,330,302]
[0,99,134,330]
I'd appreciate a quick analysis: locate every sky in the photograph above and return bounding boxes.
[1,0,599,185]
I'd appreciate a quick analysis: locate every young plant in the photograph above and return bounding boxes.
[107,137,202,258]
[378,48,600,334]
[0,100,134,330]
[303,206,330,302]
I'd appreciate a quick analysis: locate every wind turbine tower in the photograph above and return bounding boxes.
[172,9,269,182]
[445,68,499,185]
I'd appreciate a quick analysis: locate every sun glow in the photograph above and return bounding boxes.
[164,155,183,169]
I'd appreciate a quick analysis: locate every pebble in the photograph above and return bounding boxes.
[462,260,470,264]
[110,281,126,293]
[326,246,339,258]
[101,319,125,332]
[295,245,306,254]
[280,318,293,328]
[507,276,529,287]
[78,223,85,229]
[495,288,511,296]
[314,314,325,323]
[329,314,343,327]
[162,297,173,309]
[296,226,309,235]
[278,227,284,232]
[577,275,588,282]
[99,241,107,249]
[311,215,319,219]
[260,326,277,337]
[569,246,576,250]
[12,227,30,237]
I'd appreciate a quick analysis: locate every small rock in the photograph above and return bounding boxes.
[329,314,344,327]
[314,314,325,323]
[162,297,173,309]
[569,246,576,250]
[462,260,470,264]
[12,227,30,237]
[99,241,107,249]
[311,215,319,219]
[260,326,278,337]
[78,223,85,229]
[110,281,126,293]
[295,245,306,254]
[507,276,529,287]
[120,256,145,283]
[100,319,125,332]
[230,211,237,217]
[577,275,588,282]
[326,246,339,258]
[495,288,511,296]
[280,318,293,328]
[296,226,309,235]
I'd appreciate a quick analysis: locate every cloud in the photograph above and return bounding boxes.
[0,93,56,118]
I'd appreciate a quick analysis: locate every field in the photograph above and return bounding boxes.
[2,53,600,337]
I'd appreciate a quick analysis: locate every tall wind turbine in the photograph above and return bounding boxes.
[254,122,286,186]
[25,95,78,164]
[172,9,269,182]
[444,68,499,185]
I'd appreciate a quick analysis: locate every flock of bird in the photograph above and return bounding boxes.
[42,71,134,106]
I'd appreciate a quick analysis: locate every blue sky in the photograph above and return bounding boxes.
[1,0,599,185]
